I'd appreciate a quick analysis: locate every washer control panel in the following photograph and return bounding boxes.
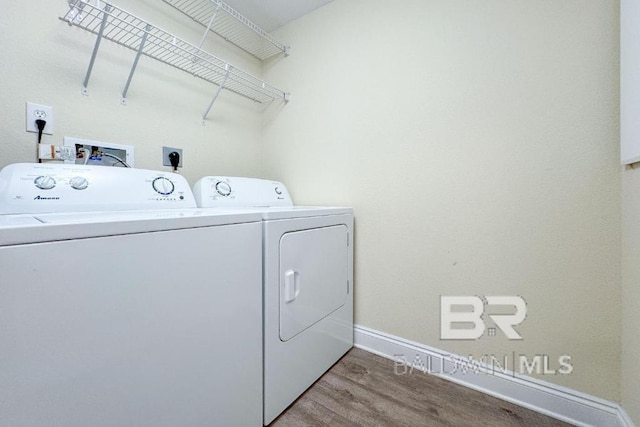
[0,163,197,214]
[192,176,293,208]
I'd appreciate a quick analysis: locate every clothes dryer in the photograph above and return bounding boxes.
[193,176,354,425]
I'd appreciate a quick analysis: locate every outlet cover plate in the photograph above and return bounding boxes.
[26,102,53,134]
[162,146,183,168]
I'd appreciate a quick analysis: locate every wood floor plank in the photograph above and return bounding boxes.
[270,348,573,427]
[341,349,560,426]
[272,397,358,427]
[311,372,443,426]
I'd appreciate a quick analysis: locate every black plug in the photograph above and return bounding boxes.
[35,119,46,144]
[168,151,180,172]
[35,119,46,163]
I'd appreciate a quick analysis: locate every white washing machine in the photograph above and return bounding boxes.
[0,163,263,427]
[193,176,354,425]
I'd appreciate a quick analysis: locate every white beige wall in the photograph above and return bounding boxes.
[0,0,627,410]
[263,0,622,400]
[622,166,640,423]
[0,0,264,182]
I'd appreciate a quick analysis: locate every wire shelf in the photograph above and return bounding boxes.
[60,0,289,114]
[161,0,289,60]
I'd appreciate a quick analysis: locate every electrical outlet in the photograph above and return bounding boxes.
[26,102,54,134]
[162,146,183,169]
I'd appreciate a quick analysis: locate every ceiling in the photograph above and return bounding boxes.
[223,0,333,32]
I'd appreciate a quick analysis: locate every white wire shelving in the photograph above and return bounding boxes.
[161,0,290,60]
[60,0,289,121]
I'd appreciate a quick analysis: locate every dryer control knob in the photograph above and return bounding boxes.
[215,181,232,197]
[70,176,89,190]
[34,175,56,190]
[152,177,175,195]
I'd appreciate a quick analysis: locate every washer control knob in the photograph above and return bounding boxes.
[215,181,232,197]
[152,177,175,195]
[70,176,89,190]
[274,186,283,195]
[34,175,56,190]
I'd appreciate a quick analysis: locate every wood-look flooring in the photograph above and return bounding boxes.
[271,348,572,427]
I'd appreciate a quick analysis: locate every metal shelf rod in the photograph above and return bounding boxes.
[82,3,111,95]
[121,24,151,105]
[196,2,220,50]
[202,64,231,122]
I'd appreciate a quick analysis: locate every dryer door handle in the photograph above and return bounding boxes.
[283,270,300,303]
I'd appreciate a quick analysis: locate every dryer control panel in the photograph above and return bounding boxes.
[0,163,196,214]
[193,176,293,208]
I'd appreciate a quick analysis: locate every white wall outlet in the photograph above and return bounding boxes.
[162,146,183,169]
[26,102,54,134]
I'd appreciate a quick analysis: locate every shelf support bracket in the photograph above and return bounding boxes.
[121,24,152,105]
[81,3,111,96]
[202,65,231,124]
[197,3,221,50]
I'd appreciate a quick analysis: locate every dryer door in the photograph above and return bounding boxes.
[279,225,349,341]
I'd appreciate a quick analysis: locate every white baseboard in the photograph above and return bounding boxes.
[354,325,635,427]
[619,407,636,427]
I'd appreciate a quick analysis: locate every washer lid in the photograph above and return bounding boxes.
[33,208,261,224]
[0,209,262,247]
[0,215,42,227]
